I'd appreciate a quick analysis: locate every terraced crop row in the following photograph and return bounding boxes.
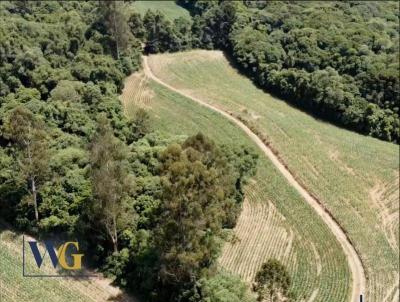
[146,50,399,301]
[121,73,351,301]
[219,182,299,283]
[120,72,153,116]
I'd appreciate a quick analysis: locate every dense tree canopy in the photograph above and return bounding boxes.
[5,1,394,300]
[0,1,141,232]
[110,134,258,301]
[0,3,259,301]
[178,0,400,142]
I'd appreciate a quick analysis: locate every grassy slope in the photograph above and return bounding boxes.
[132,1,190,21]
[121,72,350,302]
[146,50,400,301]
[0,228,133,302]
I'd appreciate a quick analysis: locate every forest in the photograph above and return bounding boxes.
[0,1,398,302]
[0,1,259,301]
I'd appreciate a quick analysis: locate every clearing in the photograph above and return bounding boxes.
[121,66,351,301]
[145,50,399,302]
[142,55,365,302]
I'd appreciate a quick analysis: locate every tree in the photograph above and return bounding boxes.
[253,259,292,302]
[127,108,151,143]
[154,133,236,300]
[200,272,255,302]
[98,1,132,59]
[128,11,146,41]
[89,115,133,253]
[3,106,50,222]
[197,1,238,49]
[143,10,180,53]
[174,17,193,50]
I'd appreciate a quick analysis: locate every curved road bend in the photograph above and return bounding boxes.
[142,56,366,302]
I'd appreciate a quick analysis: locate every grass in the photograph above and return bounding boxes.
[121,71,351,301]
[0,227,133,302]
[132,1,191,21]
[146,50,400,301]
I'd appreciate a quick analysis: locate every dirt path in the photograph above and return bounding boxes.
[143,56,366,302]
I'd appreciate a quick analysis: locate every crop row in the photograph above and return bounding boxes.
[121,72,351,301]
[145,51,399,301]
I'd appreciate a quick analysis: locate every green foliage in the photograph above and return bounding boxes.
[128,11,146,41]
[200,272,255,302]
[96,1,135,60]
[0,0,143,233]
[153,133,239,299]
[127,108,152,143]
[182,1,400,142]
[0,2,259,300]
[254,259,292,302]
[2,106,50,223]
[50,80,83,102]
[89,115,134,253]
[143,9,192,53]
[133,0,191,22]
[39,147,90,234]
[117,133,258,301]
[220,144,258,223]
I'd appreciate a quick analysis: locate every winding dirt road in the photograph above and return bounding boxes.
[143,55,366,302]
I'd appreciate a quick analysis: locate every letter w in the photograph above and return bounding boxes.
[28,241,59,268]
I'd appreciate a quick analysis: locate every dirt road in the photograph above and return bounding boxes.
[143,55,366,302]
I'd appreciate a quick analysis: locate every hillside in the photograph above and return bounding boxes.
[1,1,399,301]
[121,69,352,301]
[145,50,399,301]
[177,1,399,142]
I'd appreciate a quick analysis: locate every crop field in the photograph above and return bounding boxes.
[0,227,134,302]
[146,50,400,301]
[121,71,352,301]
[132,1,191,21]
